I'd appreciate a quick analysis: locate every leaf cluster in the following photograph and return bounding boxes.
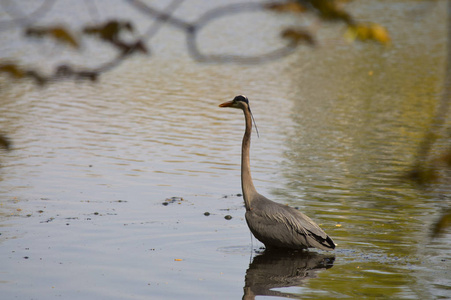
[0,20,148,85]
[267,0,390,45]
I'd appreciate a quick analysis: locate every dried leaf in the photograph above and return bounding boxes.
[281,28,315,46]
[26,26,79,48]
[368,23,391,44]
[265,1,306,13]
[310,0,353,24]
[25,27,46,37]
[0,63,25,78]
[100,21,122,41]
[49,27,79,48]
[345,23,391,45]
[84,20,134,43]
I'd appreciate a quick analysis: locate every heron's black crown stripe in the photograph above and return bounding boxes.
[233,95,249,105]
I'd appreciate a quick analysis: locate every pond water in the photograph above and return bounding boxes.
[1,1,450,299]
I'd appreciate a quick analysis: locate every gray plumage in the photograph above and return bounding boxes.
[219,95,335,251]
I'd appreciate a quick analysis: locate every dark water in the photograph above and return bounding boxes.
[1,1,450,299]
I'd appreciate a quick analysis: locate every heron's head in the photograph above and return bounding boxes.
[219,95,259,137]
[219,95,249,110]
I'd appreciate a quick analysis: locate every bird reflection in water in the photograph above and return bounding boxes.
[242,249,335,300]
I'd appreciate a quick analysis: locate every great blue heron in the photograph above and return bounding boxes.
[219,95,335,251]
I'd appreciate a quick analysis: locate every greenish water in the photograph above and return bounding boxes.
[1,0,450,299]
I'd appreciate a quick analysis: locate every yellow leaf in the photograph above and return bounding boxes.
[0,63,25,78]
[369,24,391,44]
[25,26,79,48]
[50,27,79,48]
[265,2,306,13]
[345,23,390,45]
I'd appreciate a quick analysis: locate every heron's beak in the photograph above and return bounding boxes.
[219,100,234,107]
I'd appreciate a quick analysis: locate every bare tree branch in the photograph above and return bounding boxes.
[126,0,193,31]
[0,0,57,31]
[0,0,392,84]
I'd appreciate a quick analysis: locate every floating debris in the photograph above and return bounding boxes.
[222,193,242,199]
[41,217,55,223]
[162,197,184,206]
[224,215,232,220]
[204,212,210,216]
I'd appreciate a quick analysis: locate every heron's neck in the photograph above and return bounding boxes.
[241,108,257,210]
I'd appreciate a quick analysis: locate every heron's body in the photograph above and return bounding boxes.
[220,95,335,251]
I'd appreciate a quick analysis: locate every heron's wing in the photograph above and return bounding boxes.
[250,198,335,250]
[281,206,335,250]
